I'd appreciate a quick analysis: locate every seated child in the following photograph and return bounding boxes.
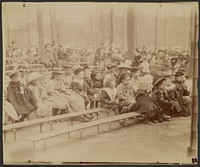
[151,77,172,122]
[92,71,103,108]
[100,76,119,114]
[164,75,182,117]
[172,69,191,117]
[131,79,159,124]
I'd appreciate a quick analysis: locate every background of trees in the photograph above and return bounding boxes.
[3,2,196,52]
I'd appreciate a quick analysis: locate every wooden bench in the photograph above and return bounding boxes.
[24,112,140,150]
[3,108,107,142]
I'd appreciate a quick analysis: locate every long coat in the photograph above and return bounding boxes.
[131,90,158,116]
[7,81,38,115]
[71,79,89,103]
[83,77,96,101]
[101,87,117,107]
[173,81,191,115]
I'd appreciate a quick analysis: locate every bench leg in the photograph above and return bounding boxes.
[107,112,109,117]
[40,123,42,133]
[13,129,16,141]
[97,125,100,133]
[70,118,73,126]
[109,122,112,131]
[80,130,82,139]
[4,132,6,143]
[68,133,70,140]
[50,122,53,131]
[44,141,46,151]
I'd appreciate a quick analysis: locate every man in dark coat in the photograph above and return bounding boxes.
[151,77,171,122]
[172,70,191,117]
[83,66,97,109]
[7,70,38,122]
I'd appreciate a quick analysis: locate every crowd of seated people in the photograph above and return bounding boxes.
[3,60,192,127]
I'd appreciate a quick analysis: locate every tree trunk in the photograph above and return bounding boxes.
[100,8,103,43]
[49,9,54,43]
[90,9,94,50]
[110,7,114,45]
[37,6,45,54]
[164,7,166,49]
[155,10,158,49]
[27,8,31,48]
[4,5,10,46]
[127,6,135,59]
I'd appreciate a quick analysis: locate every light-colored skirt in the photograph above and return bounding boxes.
[3,101,19,124]
[65,90,85,112]
[46,92,70,110]
[36,100,52,117]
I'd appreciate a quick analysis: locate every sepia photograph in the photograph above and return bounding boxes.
[2,1,198,165]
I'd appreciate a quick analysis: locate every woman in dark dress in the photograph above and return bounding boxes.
[7,70,38,122]
[71,68,94,121]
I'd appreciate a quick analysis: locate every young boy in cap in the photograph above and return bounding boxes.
[130,67,141,94]
[83,66,98,109]
[173,69,191,117]
[151,77,171,122]
[7,70,38,122]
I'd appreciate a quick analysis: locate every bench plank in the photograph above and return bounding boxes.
[25,112,140,142]
[3,108,106,131]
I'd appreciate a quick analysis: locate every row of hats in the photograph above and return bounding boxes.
[154,68,186,87]
[106,62,141,72]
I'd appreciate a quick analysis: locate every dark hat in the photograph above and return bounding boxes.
[130,67,141,72]
[52,68,64,74]
[175,71,185,77]
[106,63,117,68]
[9,70,20,79]
[74,68,84,75]
[176,68,186,74]
[154,77,166,87]
[83,65,90,71]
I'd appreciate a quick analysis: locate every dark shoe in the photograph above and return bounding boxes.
[163,114,171,121]
[119,120,126,126]
[157,119,163,122]
[79,116,90,122]
[145,121,154,125]
[84,114,94,120]
[152,120,158,123]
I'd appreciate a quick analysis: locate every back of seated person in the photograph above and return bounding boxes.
[6,70,38,122]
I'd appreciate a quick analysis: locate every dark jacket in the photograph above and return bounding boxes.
[70,80,89,102]
[173,81,190,113]
[7,81,38,115]
[151,88,172,111]
[131,90,158,114]
[83,77,96,101]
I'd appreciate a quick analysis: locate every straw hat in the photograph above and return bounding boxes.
[52,68,64,74]
[9,70,20,79]
[26,72,44,84]
[154,77,166,87]
[117,64,131,69]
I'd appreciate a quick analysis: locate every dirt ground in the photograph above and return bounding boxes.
[3,112,193,165]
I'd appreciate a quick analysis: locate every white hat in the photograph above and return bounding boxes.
[26,72,44,84]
